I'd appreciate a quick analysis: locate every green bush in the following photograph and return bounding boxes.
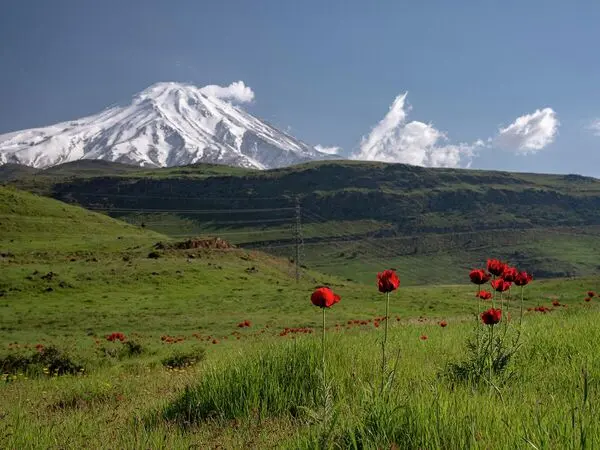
[0,346,84,377]
[161,347,206,369]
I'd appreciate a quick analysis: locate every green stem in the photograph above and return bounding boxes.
[491,276,496,309]
[321,306,326,444]
[322,307,326,377]
[519,285,524,328]
[476,286,481,350]
[489,324,494,394]
[381,292,390,394]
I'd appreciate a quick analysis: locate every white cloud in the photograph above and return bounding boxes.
[315,145,341,155]
[351,92,481,168]
[587,119,600,136]
[494,108,559,153]
[200,81,255,103]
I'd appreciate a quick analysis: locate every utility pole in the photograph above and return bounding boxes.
[294,196,302,282]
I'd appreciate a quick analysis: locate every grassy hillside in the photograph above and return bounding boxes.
[5,159,600,283]
[2,178,600,448]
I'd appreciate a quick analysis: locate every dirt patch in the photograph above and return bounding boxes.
[154,237,235,251]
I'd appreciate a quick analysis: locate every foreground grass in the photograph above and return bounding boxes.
[1,306,600,448]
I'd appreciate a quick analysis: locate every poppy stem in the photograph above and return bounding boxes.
[476,286,481,350]
[322,307,326,378]
[489,324,494,393]
[381,291,390,394]
[519,285,524,328]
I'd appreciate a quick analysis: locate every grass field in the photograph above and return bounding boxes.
[1,185,600,448]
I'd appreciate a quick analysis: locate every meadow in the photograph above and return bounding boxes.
[1,185,600,449]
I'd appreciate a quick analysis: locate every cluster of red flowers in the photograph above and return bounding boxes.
[161,334,185,344]
[439,320,448,328]
[106,332,126,342]
[279,327,314,337]
[584,290,596,302]
[35,343,44,352]
[347,319,369,326]
[237,320,252,328]
[469,259,534,326]
[551,299,561,307]
[528,305,552,313]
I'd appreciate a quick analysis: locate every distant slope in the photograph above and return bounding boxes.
[7,160,600,283]
[0,82,331,170]
[0,186,163,253]
[0,163,40,182]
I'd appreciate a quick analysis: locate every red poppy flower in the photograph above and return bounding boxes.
[420,335,428,340]
[439,321,448,328]
[585,297,592,302]
[374,321,380,328]
[481,308,502,325]
[311,287,341,308]
[106,332,126,342]
[491,278,511,292]
[487,259,506,277]
[377,270,400,293]
[587,291,596,297]
[469,269,491,285]
[476,290,493,300]
[551,300,561,307]
[514,271,533,286]
[502,266,519,283]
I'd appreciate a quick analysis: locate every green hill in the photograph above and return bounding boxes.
[0,185,164,253]
[6,159,600,283]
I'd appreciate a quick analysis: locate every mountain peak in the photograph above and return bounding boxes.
[0,82,330,170]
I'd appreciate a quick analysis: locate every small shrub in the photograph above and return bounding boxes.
[444,329,519,386]
[148,251,161,259]
[0,346,84,377]
[161,347,206,369]
[122,340,143,357]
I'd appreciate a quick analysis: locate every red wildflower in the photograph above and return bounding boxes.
[377,269,400,293]
[311,287,341,308]
[374,321,380,328]
[491,278,511,292]
[106,332,126,342]
[481,308,502,325]
[469,269,491,285]
[587,291,596,297]
[514,271,533,286]
[487,259,506,277]
[502,266,519,283]
[420,335,428,340]
[551,300,561,307]
[476,290,493,300]
[35,343,44,352]
[439,321,448,328]
[585,297,592,302]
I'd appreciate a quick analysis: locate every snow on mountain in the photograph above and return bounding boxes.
[0,82,331,170]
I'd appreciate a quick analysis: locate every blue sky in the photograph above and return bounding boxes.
[1,0,600,175]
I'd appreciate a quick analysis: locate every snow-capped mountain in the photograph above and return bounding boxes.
[0,82,331,170]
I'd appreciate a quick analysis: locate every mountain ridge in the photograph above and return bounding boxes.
[0,82,331,170]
